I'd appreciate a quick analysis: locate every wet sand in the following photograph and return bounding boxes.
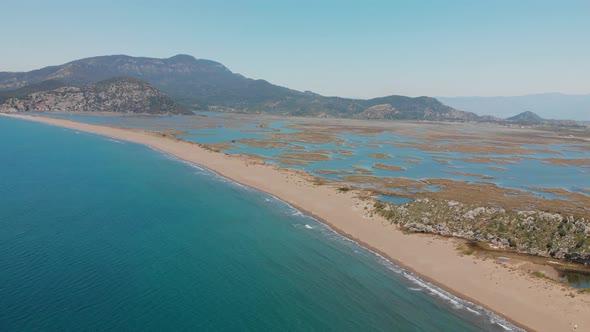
[4,113,590,332]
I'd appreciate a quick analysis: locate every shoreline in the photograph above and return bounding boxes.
[163,145,524,330]
[152,143,524,329]
[4,113,590,331]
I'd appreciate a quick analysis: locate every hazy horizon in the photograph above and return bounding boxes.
[2,1,589,98]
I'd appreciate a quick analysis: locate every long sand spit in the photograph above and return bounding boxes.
[5,113,590,332]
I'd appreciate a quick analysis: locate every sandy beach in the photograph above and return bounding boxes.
[5,113,590,331]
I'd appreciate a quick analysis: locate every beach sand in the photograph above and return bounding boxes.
[5,113,590,332]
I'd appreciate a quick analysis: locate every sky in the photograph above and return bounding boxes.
[1,0,589,98]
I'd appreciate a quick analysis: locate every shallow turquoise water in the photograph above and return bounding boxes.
[378,194,413,205]
[0,117,520,331]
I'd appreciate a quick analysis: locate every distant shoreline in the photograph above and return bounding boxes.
[4,112,590,332]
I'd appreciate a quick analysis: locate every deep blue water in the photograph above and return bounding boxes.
[0,117,521,331]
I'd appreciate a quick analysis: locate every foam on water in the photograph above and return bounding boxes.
[106,138,124,144]
[277,209,522,331]
[157,151,525,332]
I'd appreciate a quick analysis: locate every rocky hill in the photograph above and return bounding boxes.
[499,111,582,127]
[0,77,190,115]
[0,54,478,121]
[506,111,544,124]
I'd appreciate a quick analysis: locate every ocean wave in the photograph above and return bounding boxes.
[222,178,522,330]
[290,210,304,217]
[293,216,524,331]
[107,138,124,144]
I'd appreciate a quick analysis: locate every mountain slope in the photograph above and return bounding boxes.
[0,79,68,103]
[0,54,306,109]
[362,95,479,120]
[0,77,190,115]
[0,54,477,121]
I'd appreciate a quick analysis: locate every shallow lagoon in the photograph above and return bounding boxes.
[33,112,590,201]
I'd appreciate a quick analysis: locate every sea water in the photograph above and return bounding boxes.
[0,117,521,331]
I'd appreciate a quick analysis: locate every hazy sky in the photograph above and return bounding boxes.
[2,0,589,98]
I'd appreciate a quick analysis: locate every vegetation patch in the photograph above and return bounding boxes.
[372,164,405,171]
[353,166,373,174]
[457,156,520,165]
[205,141,240,151]
[369,153,390,159]
[457,243,475,256]
[278,153,331,161]
[344,175,426,193]
[394,142,540,155]
[444,170,496,180]
[276,159,310,166]
[236,139,290,148]
[374,198,590,264]
[543,158,590,167]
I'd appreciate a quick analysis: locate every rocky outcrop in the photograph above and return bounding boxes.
[507,111,544,124]
[374,198,590,262]
[354,104,399,119]
[0,99,21,112]
[0,77,190,114]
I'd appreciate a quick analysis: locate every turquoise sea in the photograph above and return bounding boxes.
[0,117,521,331]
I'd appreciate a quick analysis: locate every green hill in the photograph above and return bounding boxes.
[0,54,478,121]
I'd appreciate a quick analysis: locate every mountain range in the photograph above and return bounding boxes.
[438,94,590,122]
[0,54,585,126]
[0,54,478,121]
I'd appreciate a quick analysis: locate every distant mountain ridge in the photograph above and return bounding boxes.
[1,55,585,125]
[506,111,544,123]
[487,110,581,127]
[0,77,189,115]
[0,54,478,121]
[438,93,590,122]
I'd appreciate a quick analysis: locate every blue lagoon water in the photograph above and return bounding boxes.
[0,117,521,331]
[32,112,590,201]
